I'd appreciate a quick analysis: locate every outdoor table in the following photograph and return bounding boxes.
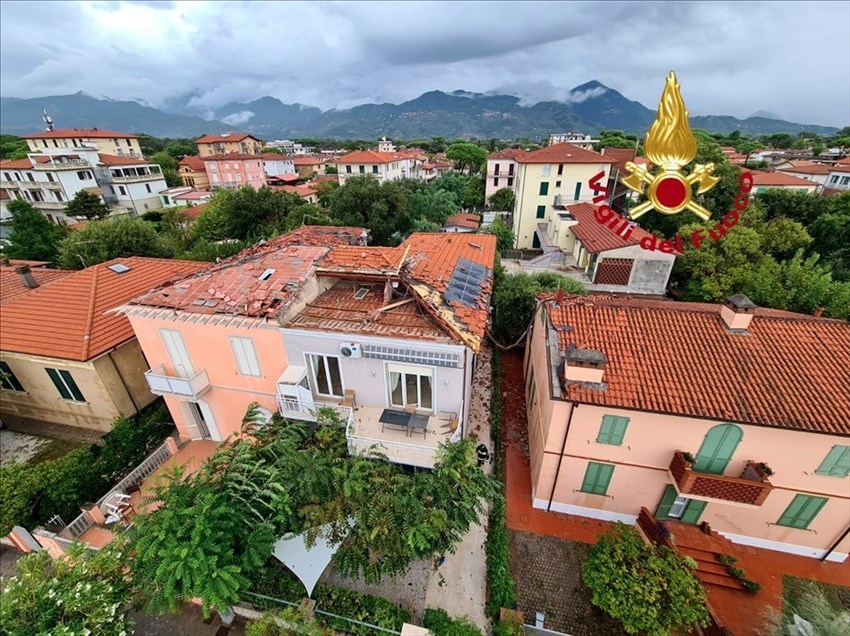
[379,409,429,437]
[407,413,429,439]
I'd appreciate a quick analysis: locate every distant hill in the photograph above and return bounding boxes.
[0,84,839,140]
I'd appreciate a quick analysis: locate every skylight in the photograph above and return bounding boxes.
[354,287,370,300]
[258,268,276,281]
[107,263,131,274]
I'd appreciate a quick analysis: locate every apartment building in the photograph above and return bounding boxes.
[512,143,615,249]
[195,133,264,157]
[203,154,267,190]
[178,156,210,190]
[293,156,333,178]
[774,161,832,190]
[336,150,423,186]
[0,258,206,432]
[484,148,526,205]
[824,160,850,194]
[261,153,297,178]
[98,154,169,215]
[749,169,820,194]
[548,132,598,150]
[525,293,850,562]
[22,129,142,157]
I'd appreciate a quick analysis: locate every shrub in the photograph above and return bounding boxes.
[741,580,762,593]
[247,604,333,636]
[727,566,746,580]
[716,554,737,565]
[423,608,482,635]
[486,494,516,619]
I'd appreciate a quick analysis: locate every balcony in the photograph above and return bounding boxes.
[669,451,773,506]
[110,172,163,183]
[19,180,60,189]
[553,194,580,208]
[34,160,91,170]
[34,201,67,210]
[0,180,18,189]
[144,364,211,400]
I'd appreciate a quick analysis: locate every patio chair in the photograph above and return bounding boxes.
[342,389,356,409]
[440,412,459,433]
[103,493,133,526]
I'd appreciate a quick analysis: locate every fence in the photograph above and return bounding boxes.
[96,439,174,508]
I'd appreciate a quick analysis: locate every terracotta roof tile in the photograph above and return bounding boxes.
[97,154,152,166]
[777,160,832,175]
[0,267,73,302]
[0,258,207,361]
[336,150,407,164]
[444,213,481,229]
[195,133,262,144]
[545,295,850,434]
[488,148,528,160]
[517,143,614,165]
[22,129,138,140]
[178,156,206,171]
[748,169,820,187]
[601,147,637,172]
[567,203,660,253]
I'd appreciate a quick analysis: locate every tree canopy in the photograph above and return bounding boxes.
[65,189,111,221]
[445,142,487,175]
[488,187,516,212]
[58,216,169,269]
[483,216,514,252]
[2,199,66,262]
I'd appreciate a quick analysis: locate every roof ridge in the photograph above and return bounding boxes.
[80,266,100,359]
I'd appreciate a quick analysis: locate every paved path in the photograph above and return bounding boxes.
[0,429,50,465]
[423,344,493,631]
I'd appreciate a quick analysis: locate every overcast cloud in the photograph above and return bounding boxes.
[1,0,848,127]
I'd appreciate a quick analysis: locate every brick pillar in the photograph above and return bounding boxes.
[165,436,180,455]
[82,503,106,525]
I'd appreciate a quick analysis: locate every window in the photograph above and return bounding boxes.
[777,494,828,529]
[388,363,433,410]
[508,164,514,175]
[555,180,561,188]
[308,354,343,397]
[841,176,850,186]
[507,177,514,187]
[580,462,614,495]
[816,445,850,477]
[119,186,126,195]
[230,337,262,377]
[372,165,378,174]
[597,415,629,445]
[536,205,546,219]
[494,164,500,175]
[494,178,499,187]
[77,171,91,180]
[46,368,85,401]
[539,182,549,196]
[574,182,582,200]
[830,175,839,183]
[542,164,551,177]
[346,165,352,174]
[56,192,63,202]
[145,184,152,193]
[655,485,707,524]
[2,172,9,181]
[46,173,54,182]
[0,361,25,392]
[26,173,34,182]
[359,165,365,174]
[557,164,564,176]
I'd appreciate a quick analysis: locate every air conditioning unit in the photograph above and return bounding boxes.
[339,342,362,359]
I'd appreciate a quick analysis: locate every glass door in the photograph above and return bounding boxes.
[388,365,433,410]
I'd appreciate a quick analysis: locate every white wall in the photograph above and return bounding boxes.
[264,158,296,177]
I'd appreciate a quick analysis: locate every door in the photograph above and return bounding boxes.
[182,401,217,440]
[161,329,194,378]
[388,364,434,411]
[189,402,211,439]
[532,233,541,249]
[693,424,743,474]
[655,485,708,524]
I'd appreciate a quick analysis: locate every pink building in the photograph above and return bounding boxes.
[203,153,267,190]
[525,294,850,562]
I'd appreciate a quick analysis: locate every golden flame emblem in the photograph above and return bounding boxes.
[621,71,719,220]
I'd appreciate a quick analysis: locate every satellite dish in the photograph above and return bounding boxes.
[42,108,54,131]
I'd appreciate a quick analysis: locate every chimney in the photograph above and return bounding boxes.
[814,307,824,318]
[562,346,607,384]
[16,265,38,289]
[720,294,757,331]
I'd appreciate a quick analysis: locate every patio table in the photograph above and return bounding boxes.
[379,409,429,438]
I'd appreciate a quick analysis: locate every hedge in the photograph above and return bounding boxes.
[0,402,174,535]
[423,608,482,635]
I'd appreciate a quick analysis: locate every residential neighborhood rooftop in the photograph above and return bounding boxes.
[443,213,482,230]
[195,132,262,144]
[776,160,832,175]
[487,148,528,160]
[0,257,207,361]
[566,203,659,253]
[178,156,206,170]
[517,142,615,164]
[21,128,139,140]
[0,265,73,303]
[544,294,850,434]
[336,150,411,164]
[747,169,820,187]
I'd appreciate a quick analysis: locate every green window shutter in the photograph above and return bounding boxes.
[816,445,850,477]
[655,485,679,520]
[0,361,25,392]
[536,205,546,219]
[694,424,743,474]
[680,499,707,525]
[777,495,828,529]
[574,182,582,200]
[59,370,85,402]
[597,415,628,445]
[539,182,549,196]
[581,462,614,495]
[46,368,72,400]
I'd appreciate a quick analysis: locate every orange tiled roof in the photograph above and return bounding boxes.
[488,148,527,161]
[97,154,152,166]
[320,246,407,274]
[749,169,819,187]
[777,161,831,175]
[268,173,301,183]
[545,295,850,434]
[293,156,329,166]
[179,156,206,171]
[129,227,368,317]
[444,213,481,229]
[22,129,138,140]
[278,184,317,198]
[195,133,262,144]
[0,266,73,302]
[517,143,614,165]
[336,150,404,164]
[601,147,637,172]
[0,258,207,361]
[0,158,35,170]
[567,203,661,254]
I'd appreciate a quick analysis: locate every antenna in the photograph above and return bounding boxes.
[42,109,54,131]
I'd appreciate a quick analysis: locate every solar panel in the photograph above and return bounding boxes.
[444,258,489,307]
[107,263,131,274]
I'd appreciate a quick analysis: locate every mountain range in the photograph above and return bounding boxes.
[0,81,839,140]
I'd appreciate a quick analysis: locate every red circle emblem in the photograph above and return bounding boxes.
[656,177,688,208]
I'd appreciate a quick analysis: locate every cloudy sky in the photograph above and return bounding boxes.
[1,0,848,127]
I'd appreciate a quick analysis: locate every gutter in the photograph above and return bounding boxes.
[547,401,578,512]
[821,522,850,562]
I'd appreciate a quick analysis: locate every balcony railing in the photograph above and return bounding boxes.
[34,160,91,169]
[110,172,163,183]
[16,180,60,189]
[96,439,174,507]
[277,395,353,428]
[669,451,773,506]
[34,201,67,210]
[144,364,210,399]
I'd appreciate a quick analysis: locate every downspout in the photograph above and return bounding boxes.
[547,401,578,512]
[106,349,140,414]
[820,522,850,562]
[461,348,471,437]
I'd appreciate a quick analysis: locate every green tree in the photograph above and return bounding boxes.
[247,604,334,636]
[593,129,638,152]
[734,140,763,165]
[164,143,198,158]
[208,186,304,241]
[445,142,487,174]
[284,203,332,231]
[329,177,412,245]
[149,150,182,188]
[483,216,514,252]
[0,134,30,160]
[488,187,516,212]
[583,524,709,636]
[431,172,469,204]
[409,188,459,225]
[58,216,169,269]
[193,204,230,242]
[0,540,134,636]
[66,189,111,221]
[808,210,850,281]
[2,199,66,262]
[464,176,485,209]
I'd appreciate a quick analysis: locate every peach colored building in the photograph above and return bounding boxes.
[195,133,264,157]
[178,156,210,190]
[525,294,850,562]
[203,153,267,190]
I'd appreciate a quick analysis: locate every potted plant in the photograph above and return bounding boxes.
[716,554,737,565]
[741,579,761,593]
[757,462,774,476]
[682,452,696,463]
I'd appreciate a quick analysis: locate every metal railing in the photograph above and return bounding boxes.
[145,364,210,398]
[277,396,353,427]
[60,512,95,540]
[96,439,175,508]
[109,172,162,183]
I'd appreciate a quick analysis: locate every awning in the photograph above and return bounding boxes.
[271,523,343,597]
